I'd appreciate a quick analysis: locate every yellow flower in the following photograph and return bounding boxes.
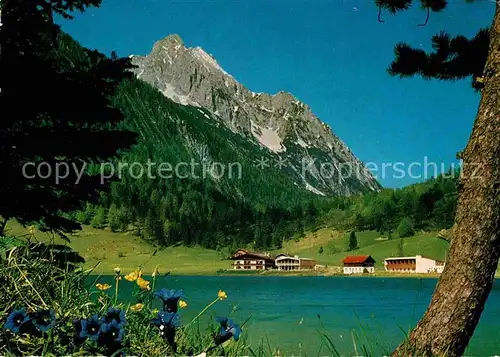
[129,303,144,312]
[124,269,141,282]
[28,225,36,234]
[179,300,188,309]
[136,276,151,290]
[218,290,227,300]
[96,283,112,291]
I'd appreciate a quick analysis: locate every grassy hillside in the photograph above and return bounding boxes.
[5,220,453,274]
[279,229,449,268]
[4,221,227,275]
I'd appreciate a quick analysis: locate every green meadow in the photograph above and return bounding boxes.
[4,221,227,275]
[280,228,449,268]
[5,221,455,276]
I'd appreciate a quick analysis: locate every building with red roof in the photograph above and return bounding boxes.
[342,255,376,274]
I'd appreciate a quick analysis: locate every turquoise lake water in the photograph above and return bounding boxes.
[102,276,500,356]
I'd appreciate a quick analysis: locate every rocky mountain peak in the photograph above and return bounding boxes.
[130,34,382,195]
[154,34,184,48]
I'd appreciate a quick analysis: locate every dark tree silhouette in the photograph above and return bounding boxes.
[390,29,489,90]
[0,0,136,236]
[347,231,358,251]
[376,0,500,355]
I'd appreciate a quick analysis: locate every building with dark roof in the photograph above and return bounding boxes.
[230,249,275,270]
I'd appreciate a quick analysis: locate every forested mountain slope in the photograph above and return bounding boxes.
[58,34,328,249]
[130,34,382,196]
[58,34,456,250]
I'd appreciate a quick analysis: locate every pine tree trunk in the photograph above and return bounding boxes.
[392,5,500,356]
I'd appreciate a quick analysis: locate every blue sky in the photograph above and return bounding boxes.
[57,0,494,188]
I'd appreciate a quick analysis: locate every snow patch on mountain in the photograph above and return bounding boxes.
[305,182,326,196]
[162,82,200,107]
[250,121,284,153]
[296,136,309,148]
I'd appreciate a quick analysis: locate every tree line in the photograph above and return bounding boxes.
[72,165,458,249]
[320,169,458,235]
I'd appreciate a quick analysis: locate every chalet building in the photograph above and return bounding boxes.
[230,249,275,270]
[342,255,376,274]
[384,255,445,273]
[275,254,317,271]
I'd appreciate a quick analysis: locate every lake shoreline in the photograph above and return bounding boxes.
[89,265,500,278]
[90,267,455,278]
[215,269,444,278]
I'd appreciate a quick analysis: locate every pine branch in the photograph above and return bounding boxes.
[375,0,447,25]
[388,29,490,89]
[376,0,413,14]
[420,0,447,12]
[417,7,430,27]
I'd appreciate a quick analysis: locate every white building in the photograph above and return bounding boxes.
[275,254,316,271]
[230,250,275,270]
[342,255,376,274]
[384,255,445,273]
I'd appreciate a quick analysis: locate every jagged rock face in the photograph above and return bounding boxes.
[131,34,382,195]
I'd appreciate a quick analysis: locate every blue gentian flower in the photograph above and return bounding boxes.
[154,289,184,313]
[79,314,103,341]
[104,307,126,326]
[151,311,180,329]
[151,311,180,351]
[3,308,30,334]
[214,317,241,345]
[32,309,56,332]
[98,319,125,344]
